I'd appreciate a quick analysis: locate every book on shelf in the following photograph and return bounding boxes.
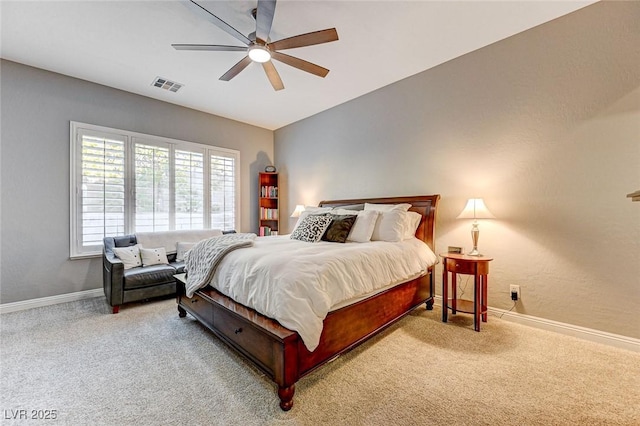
[260,185,278,198]
[260,207,279,220]
[259,226,274,236]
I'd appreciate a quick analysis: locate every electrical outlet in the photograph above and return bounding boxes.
[510,285,521,301]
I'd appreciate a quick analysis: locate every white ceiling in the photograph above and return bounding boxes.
[0,1,594,130]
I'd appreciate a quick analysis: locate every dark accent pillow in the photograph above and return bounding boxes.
[322,214,358,243]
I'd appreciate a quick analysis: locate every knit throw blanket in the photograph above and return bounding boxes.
[184,233,256,298]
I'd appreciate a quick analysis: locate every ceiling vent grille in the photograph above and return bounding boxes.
[151,77,183,93]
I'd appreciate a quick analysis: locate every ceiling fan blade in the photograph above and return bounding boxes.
[271,52,329,78]
[182,0,251,46]
[262,61,284,91]
[269,28,338,51]
[172,44,247,52]
[219,56,253,81]
[255,0,277,43]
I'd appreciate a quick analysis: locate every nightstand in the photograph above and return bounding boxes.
[441,253,493,331]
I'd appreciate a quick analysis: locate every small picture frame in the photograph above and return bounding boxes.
[447,246,463,254]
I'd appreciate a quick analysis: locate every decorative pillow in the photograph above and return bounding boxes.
[176,242,196,261]
[403,211,422,239]
[112,245,142,270]
[364,202,412,212]
[139,247,169,266]
[322,214,357,243]
[291,206,333,234]
[290,214,333,243]
[332,209,379,243]
[371,210,408,242]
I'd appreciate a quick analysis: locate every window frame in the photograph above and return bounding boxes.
[70,121,240,259]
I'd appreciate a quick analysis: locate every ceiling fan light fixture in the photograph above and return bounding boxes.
[174,1,338,90]
[248,45,271,63]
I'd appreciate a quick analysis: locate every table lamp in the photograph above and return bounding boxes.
[290,205,305,218]
[457,198,494,256]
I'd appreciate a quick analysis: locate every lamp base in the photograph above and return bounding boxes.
[468,222,483,256]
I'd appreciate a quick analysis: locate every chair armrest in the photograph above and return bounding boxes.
[103,251,125,306]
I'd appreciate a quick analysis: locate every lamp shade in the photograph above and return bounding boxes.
[290,205,305,218]
[456,198,495,220]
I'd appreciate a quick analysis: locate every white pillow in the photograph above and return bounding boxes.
[176,242,196,261]
[112,245,142,270]
[364,202,412,212]
[370,210,408,242]
[333,209,379,243]
[140,247,169,266]
[404,211,422,240]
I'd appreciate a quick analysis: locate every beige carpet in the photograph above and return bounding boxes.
[1,297,638,425]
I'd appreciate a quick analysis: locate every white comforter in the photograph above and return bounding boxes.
[203,235,438,351]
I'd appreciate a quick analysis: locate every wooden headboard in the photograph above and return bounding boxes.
[318,195,440,252]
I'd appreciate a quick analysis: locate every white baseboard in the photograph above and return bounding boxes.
[0,289,104,314]
[433,296,639,353]
[3,292,638,352]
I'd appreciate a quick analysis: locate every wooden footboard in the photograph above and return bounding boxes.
[176,270,433,410]
[176,194,440,410]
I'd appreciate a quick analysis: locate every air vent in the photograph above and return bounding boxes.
[151,77,183,93]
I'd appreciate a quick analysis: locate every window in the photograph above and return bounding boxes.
[133,140,170,232]
[175,149,205,230]
[210,154,236,230]
[70,122,240,258]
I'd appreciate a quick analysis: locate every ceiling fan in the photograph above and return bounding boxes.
[172,0,339,91]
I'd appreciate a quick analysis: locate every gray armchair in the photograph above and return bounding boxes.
[103,235,184,314]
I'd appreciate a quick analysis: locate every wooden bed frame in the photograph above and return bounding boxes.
[176,195,440,410]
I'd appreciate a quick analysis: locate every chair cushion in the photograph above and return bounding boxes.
[171,261,185,274]
[114,235,137,247]
[123,264,177,290]
[103,234,136,256]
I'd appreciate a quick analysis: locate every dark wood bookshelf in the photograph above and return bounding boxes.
[258,172,279,236]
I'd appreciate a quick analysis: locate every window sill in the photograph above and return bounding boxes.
[69,253,101,260]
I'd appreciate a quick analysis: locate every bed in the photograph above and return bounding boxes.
[175,195,440,410]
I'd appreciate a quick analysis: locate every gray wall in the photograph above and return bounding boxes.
[0,60,273,304]
[275,2,640,339]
